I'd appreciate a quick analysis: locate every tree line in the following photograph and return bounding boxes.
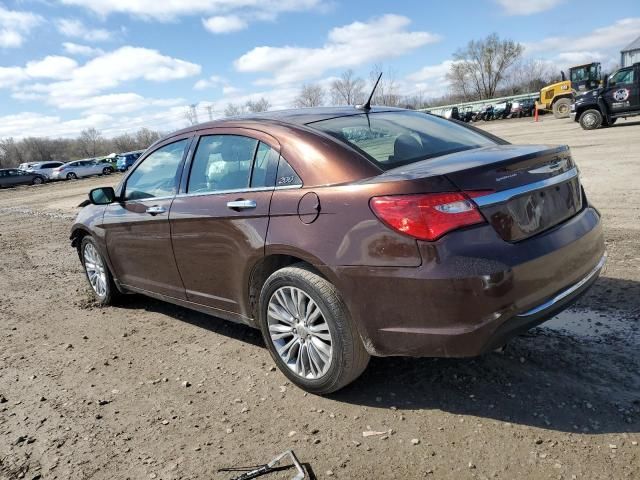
[0,128,163,168]
[3,33,561,168]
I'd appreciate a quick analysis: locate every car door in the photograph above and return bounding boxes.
[101,136,193,298]
[169,130,280,317]
[604,67,638,113]
[7,169,27,186]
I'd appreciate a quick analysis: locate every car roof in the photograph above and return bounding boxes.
[171,106,408,136]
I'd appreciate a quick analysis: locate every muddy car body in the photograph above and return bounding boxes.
[71,107,605,393]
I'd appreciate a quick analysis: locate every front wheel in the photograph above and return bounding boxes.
[579,109,603,130]
[32,176,44,185]
[80,237,118,305]
[552,98,572,119]
[102,167,112,175]
[259,265,369,394]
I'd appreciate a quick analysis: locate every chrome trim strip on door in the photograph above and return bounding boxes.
[473,167,579,207]
[516,252,606,318]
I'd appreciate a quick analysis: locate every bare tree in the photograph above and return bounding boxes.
[330,69,366,105]
[0,138,24,167]
[369,65,401,106]
[293,84,325,108]
[447,33,524,100]
[503,59,559,95]
[78,128,103,157]
[134,128,162,149]
[112,133,137,153]
[245,97,271,113]
[224,103,243,117]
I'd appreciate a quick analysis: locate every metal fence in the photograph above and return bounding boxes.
[418,92,540,117]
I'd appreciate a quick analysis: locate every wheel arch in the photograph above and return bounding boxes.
[246,249,338,321]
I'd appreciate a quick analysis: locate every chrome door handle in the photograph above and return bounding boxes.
[145,206,167,216]
[227,199,257,210]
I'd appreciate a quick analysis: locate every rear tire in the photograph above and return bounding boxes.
[552,98,572,119]
[579,109,603,130]
[66,172,77,180]
[259,264,370,394]
[80,236,118,306]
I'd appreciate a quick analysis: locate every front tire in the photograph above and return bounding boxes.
[32,176,44,185]
[102,167,112,175]
[552,98,572,119]
[80,237,118,306]
[579,109,603,130]
[259,265,369,394]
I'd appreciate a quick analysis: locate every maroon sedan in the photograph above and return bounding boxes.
[71,107,605,394]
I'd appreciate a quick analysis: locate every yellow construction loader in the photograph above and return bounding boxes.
[536,62,601,118]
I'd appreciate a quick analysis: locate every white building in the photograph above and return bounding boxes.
[621,36,640,68]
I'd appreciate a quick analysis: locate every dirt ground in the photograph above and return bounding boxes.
[1,117,639,480]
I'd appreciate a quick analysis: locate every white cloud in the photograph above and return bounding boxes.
[234,14,440,85]
[556,51,605,65]
[194,74,227,90]
[526,17,640,53]
[203,15,248,33]
[63,42,104,57]
[407,60,454,83]
[56,18,113,42]
[59,0,321,20]
[25,56,79,80]
[495,0,564,15]
[0,67,28,88]
[3,47,200,117]
[0,5,43,48]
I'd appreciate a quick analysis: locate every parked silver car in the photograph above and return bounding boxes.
[25,161,65,180]
[50,159,114,180]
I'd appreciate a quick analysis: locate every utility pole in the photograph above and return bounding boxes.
[190,104,199,124]
[206,105,213,121]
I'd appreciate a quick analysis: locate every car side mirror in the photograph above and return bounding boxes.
[89,187,116,205]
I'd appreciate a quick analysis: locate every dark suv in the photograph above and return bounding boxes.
[115,150,144,172]
[71,107,605,394]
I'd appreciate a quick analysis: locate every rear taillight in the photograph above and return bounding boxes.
[370,192,487,241]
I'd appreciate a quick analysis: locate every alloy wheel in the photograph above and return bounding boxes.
[83,243,107,298]
[267,286,333,379]
[583,112,597,128]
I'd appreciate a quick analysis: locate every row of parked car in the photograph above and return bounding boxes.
[0,150,144,188]
[444,98,537,123]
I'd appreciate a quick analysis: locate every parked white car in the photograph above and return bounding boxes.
[25,161,65,180]
[50,159,114,180]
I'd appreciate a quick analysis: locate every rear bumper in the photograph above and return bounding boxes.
[334,207,605,357]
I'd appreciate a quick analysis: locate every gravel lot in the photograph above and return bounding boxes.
[1,117,638,480]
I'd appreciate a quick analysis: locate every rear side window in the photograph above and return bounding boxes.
[251,142,279,188]
[276,158,302,187]
[310,110,496,170]
[188,135,257,193]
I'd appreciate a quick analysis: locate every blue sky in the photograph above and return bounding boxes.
[0,0,639,137]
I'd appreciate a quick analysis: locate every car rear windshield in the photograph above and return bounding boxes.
[309,110,496,170]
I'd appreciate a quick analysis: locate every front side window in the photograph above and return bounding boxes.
[188,135,258,193]
[310,110,496,170]
[125,139,189,200]
[611,69,634,85]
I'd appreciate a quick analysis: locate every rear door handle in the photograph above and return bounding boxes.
[145,206,167,216]
[227,199,257,210]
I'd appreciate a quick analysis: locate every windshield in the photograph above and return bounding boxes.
[309,110,496,170]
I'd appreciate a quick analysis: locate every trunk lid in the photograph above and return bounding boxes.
[383,145,583,242]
